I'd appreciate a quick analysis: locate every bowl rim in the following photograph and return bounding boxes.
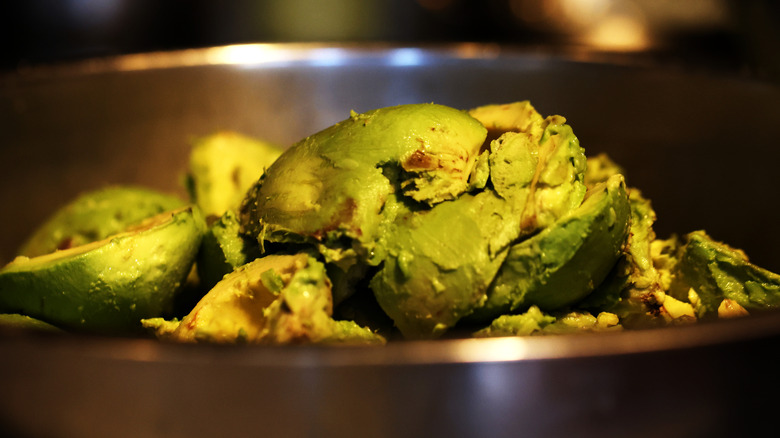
[4,310,780,367]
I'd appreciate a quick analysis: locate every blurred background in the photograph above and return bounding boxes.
[3,0,779,81]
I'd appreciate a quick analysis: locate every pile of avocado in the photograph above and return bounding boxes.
[2,103,780,344]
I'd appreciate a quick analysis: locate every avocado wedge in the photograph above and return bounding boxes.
[143,253,384,345]
[470,173,631,321]
[17,186,185,258]
[0,206,204,333]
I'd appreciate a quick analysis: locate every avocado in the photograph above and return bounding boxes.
[143,253,384,345]
[0,206,205,333]
[468,173,630,322]
[668,230,780,318]
[186,131,284,221]
[0,313,63,332]
[196,210,262,291]
[17,186,185,258]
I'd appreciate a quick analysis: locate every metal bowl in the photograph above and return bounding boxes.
[2,44,780,438]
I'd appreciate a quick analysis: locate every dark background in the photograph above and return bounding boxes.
[3,0,779,81]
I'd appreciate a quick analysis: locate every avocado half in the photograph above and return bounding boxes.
[143,252,384,345]
[17,185,186,258]
[0,206,205,333]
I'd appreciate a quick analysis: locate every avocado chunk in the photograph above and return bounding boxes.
[196,210,262,291]
[239,103,488,262]
[668,230,780,318]
[474,305,621,338]
[0,206,205,333]
[17,186,185,258]
[186,131,284,221]
[469,173,630,322]
[468,100,547,145]
[143,253,384,345]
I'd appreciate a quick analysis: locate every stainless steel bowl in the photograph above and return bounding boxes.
[2,44,780,438]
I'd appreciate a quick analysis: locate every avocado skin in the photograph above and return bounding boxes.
[470,174,631,321]
[17,186,185,258]
[669,231,780,318]
[0,207,204,334]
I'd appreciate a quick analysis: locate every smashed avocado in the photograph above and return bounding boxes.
[5,100,780,344]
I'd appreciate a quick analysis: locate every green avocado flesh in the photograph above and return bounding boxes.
[668,231,780,318]
[8,101,780,343]
[469,173,630,322]
[143,253,384,345]
[196,210,262,291]
[0,207,204,333]
[186,131,284,221]
[17,186,185,258]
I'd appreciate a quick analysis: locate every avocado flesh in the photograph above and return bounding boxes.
[187,131,284,221]
[17,186,185,258]
[197,210,262,291]
[668,231,780,318]
[474,305,621,337]
[371,125,585,337]
[468,173,630,322]
[468,101,547,144]
[241,102,587,339]
[0,207,204,333]
[239,103,488,262]
[578,155,688,327]
[143,253,384,345]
